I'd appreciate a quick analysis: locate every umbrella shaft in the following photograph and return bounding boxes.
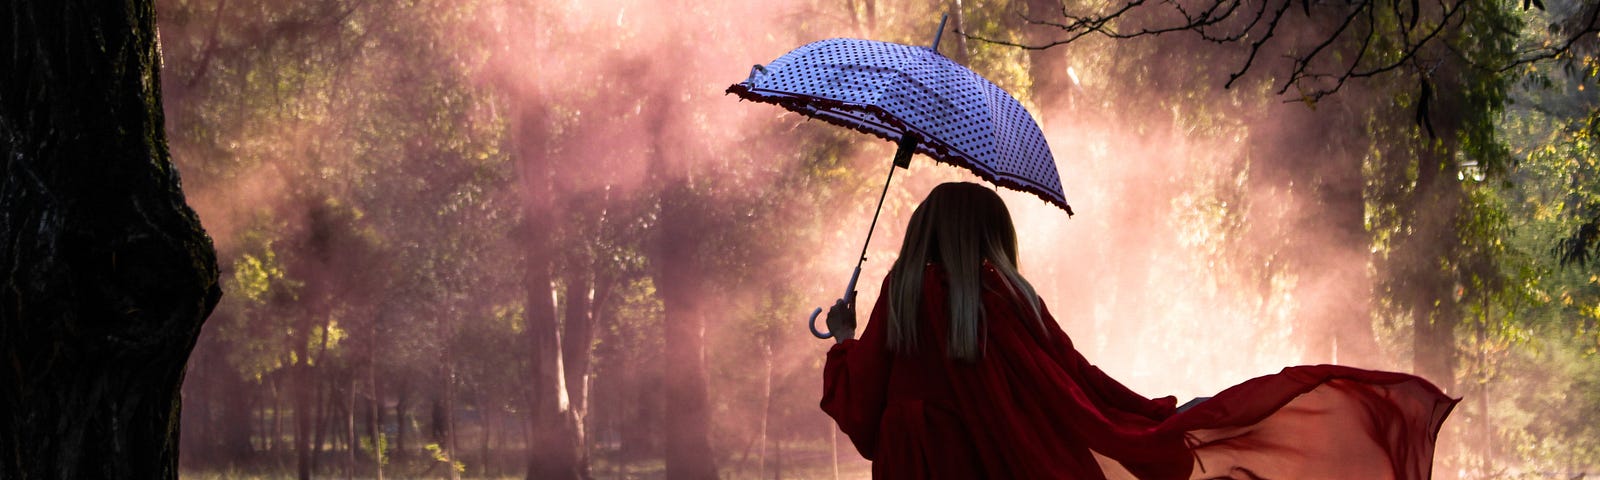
[855,136,914,271]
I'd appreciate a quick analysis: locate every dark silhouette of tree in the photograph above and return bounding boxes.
[0,0,222,478]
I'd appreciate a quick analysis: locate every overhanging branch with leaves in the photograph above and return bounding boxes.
[966,0,1599,111]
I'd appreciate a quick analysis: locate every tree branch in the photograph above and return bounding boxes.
[964,0,1588,108]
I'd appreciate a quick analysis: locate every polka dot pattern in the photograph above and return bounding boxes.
[728,38,1071,214]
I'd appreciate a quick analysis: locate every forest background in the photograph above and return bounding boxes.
[156,0,1600,478]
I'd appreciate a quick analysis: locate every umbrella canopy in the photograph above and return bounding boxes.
[727,37,1072,215]
[729,27,1070,339]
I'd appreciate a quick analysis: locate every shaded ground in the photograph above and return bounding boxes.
[180,441,873,479]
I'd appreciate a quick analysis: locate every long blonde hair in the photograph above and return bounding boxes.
[886,182,1042,361]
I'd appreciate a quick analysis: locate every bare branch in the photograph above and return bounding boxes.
[1225,0,1293,90]
[1275,0,1370,95]
[962,0,1599,109]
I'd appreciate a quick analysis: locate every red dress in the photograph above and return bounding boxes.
[822,265,1456,479]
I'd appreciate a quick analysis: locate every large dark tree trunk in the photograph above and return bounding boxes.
[652,179,719,480]
[0,0,223,478]
[516,109,584,480]
[523,227,582,479]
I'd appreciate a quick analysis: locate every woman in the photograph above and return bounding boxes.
[821,182,1455,479]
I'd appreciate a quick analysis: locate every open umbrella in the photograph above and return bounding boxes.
[727,16,1071,338]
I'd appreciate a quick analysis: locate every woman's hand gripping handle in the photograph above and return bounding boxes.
[808,265,860,341]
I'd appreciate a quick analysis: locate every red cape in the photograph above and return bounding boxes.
[822,265,1455,479]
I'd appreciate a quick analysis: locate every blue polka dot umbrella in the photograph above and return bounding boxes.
[727,19,1071,338]
[727,40,1068,213]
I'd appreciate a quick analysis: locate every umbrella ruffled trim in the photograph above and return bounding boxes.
[727,83,1074,217]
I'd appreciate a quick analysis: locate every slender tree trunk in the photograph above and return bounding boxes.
[295,366,314,480]
[368,354,385,480]
[272,378,284,455]
[1023,0,1077,114]
[218,358,255,466]
[0,0,222,477]
[312,370,331,476]
[395,382,410,462]
[444,361,461,480]
[310,314,336,476]
[295,351,316,480]
[180,347,213,469]
[347,375,358,480]
[758,342,773,479]
[943,0,968,61]
[431,399,447,451]
[561,265,597,478]
[1476,298,1494,466]
[249,390,262,454]
[773,437,783,480]
[829,420,839,480]
[480,394,494,479]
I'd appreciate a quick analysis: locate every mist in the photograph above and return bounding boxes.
[156,0,1590,478]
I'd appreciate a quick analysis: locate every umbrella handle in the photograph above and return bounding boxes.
[808,265,862,339]
[807,307,832,339]
[809,142,905,340]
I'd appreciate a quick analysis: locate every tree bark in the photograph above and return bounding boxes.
[652,179,719,480]
[518,108,583,480]
[0,1,223,478]
[312,369,330,476]
[479,394,493,479]
[758,342,773,479]
[523,242,582,479]
[295,363,314,480]
[346,375,357,480]
[943,0,969,62]
[272,379,284,455]
[444,362,461,480]
[561,263,599,478]
[368,349,385,480]
[393,381,407,462]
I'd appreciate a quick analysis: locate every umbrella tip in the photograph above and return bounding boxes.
[745,64,768,84]
[931,13,949,52]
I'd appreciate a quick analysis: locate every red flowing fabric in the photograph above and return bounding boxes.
[821,265,1456,479]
